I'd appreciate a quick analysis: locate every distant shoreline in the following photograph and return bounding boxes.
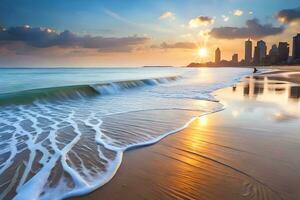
[142,66,175,68]
[186,63,300,71]
[187,62,300,68]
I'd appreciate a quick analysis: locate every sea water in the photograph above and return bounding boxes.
[0,67,251,199]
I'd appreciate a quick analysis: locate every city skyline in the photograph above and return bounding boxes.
[189,33,300,67]
[1,0,300,67]
[229,33,299,64]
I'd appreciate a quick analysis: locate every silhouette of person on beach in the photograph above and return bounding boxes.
[253,67,258,73]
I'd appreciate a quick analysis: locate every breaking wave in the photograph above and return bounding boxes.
[0,76,179,106]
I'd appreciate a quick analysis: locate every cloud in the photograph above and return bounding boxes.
[277,7,300,24]
[159,42,197,49]
[0,25,150,52]
[222,15,229,22]
[189,16,214,28]
[159,12,175,20]
[210,18,284,39]
[233,9,243,16]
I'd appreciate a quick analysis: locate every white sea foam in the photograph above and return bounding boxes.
[91,77,178,96]
[0,68,251,200]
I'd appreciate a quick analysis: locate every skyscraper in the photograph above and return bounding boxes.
[253,41,266,65]
[253,46,260,65]
[257,40,267,62]
[293,33,300,60]
[269,44,278,56]
[245,39,252,64]
[269,44,279,64]
[215,48,221,63]
[232,54,238,64]
[278,42,289,63]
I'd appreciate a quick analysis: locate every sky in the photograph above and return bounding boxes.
[0,0,300,67]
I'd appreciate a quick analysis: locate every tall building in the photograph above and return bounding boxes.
[232,54,238,64]
[245,39,252,64]
[215,48,221,63]
[257,40,267,62]
[253,46,260,65]
[278,42,289,63]
[269,44,279,64]
[269,44,278,56]
[293,33,300,60]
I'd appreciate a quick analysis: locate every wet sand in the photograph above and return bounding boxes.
[267,66,300,72]
[72,72,300,200]
[266,72,300,84]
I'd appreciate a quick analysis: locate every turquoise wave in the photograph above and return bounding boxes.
[0,76,179,106]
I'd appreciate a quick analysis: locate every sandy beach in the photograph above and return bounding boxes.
[72,70,300,200]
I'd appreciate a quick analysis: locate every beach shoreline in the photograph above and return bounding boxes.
[71,69,300,200]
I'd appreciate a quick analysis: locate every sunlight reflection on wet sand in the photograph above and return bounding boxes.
[72,73,300,200]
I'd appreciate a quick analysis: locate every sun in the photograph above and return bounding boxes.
[198,48,208,58]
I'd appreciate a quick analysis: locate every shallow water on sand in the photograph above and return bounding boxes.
[211,74,300,200]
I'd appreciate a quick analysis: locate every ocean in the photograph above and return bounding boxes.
[0,67,251,199]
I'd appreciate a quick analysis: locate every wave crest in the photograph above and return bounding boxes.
[91,76,178,95]
[0,76,179,106]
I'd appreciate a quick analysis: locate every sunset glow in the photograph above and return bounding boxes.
[0,0,299,67]
[198,48,208,58]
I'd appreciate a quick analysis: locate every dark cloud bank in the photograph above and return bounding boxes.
[0,25,149,52]
[277,7,300,23]
[210,19,284,39]
[194,16,214,24]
